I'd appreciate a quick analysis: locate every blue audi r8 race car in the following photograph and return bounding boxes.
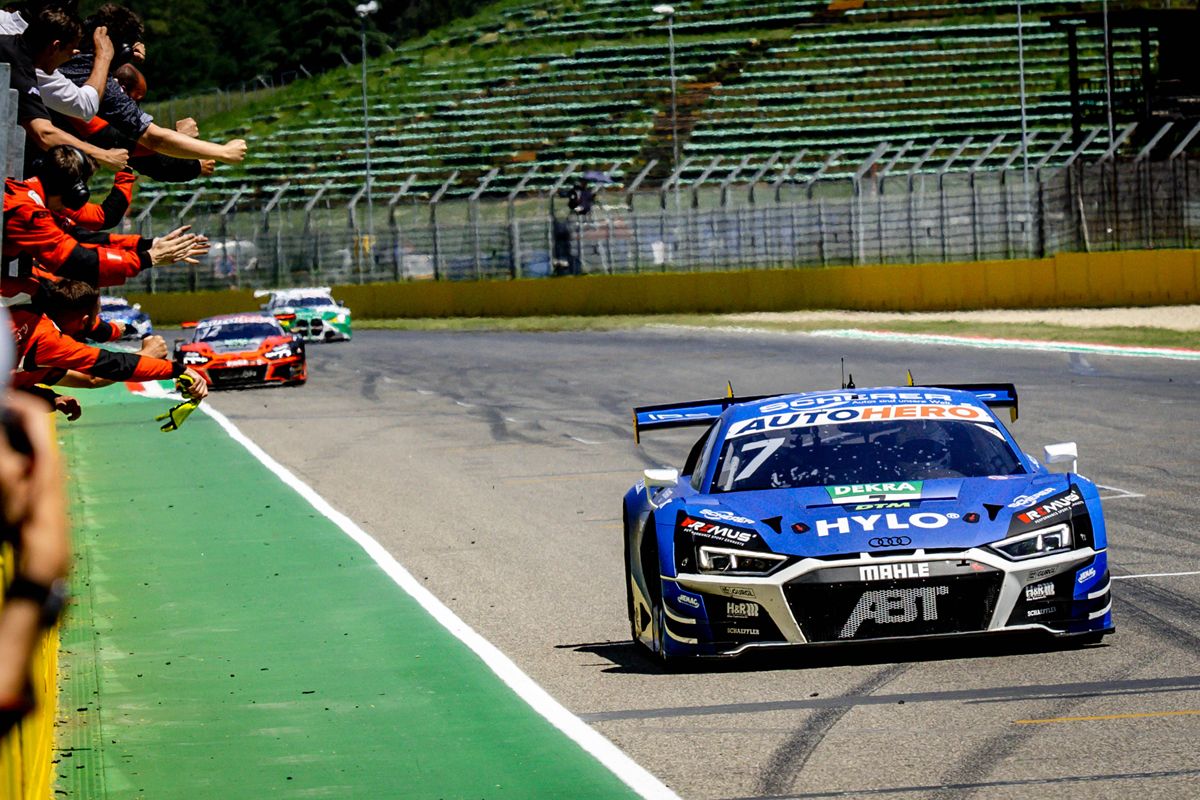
[623,382,1113,662]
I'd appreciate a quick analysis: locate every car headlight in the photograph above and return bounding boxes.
[181,351,209,366]
[697,545,787,575]
[991,523,1074,560]
[264,345,294,359]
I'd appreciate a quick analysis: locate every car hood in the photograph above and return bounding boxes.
[680,474,1075,557]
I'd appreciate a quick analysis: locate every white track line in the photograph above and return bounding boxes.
[1114,571,1200,581]
[806,329,1200,361]
[194,401,678,800]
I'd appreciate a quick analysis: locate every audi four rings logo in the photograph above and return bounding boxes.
[868,536,912,548]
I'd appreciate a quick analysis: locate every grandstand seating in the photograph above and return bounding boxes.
[156,0,1169,206]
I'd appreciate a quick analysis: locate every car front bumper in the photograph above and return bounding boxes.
[660,547,1111,657]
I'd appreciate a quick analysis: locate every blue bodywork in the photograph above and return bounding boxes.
[623,386,1113,660]
[99,296,153,339]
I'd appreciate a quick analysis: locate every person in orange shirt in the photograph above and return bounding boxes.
[2,145,205,305]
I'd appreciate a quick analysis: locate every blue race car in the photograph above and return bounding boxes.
[623,383,1113,662]
[99,295,153,339]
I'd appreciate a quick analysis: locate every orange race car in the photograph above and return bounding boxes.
[174,312,307,390]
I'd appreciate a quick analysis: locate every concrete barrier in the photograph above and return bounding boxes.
[129,250,1200,324]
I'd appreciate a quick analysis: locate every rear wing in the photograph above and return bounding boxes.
[916,383,1019,422]
[633,394,773,444]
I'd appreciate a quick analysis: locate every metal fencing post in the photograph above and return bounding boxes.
[429,171,459,281]
[718,156,751,267]
[769,153,805,265]
[876,140,912,263]
[260,182,289,289]
[658,158,692,270]
[804,151,843,268]
[965,135,1004,262]
[506,165,538,279]
[469,168,499,280]
[175,189,205,291]
[1031,131,1068,256]
[852,142,890,265]
[1168,120,1200,248]
[303,181,332,279]
[133,192,164,292]
[387,173,417,281]
[347,183,367,283]
[936,137,972,263]
[1061,129,1101,252]
[1098,122,1136,250]
[1134,122,1173,248]
[688,157,722,270]
[624,160,657,272]
[906,139,940,263]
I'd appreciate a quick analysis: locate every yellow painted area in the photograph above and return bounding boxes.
[0,549,59,800]
[0,415,59,800]
[1016,709,1200,724]
[129,249,1200,323]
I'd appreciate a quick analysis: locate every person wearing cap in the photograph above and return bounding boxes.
[2,145,206,305]
[0,303,71,739]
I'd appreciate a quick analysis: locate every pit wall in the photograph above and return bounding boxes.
[129,250,1200,324]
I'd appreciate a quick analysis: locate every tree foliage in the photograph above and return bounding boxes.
[78,0,490,99]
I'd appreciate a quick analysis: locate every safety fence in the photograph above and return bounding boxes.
[124,147,1200,295]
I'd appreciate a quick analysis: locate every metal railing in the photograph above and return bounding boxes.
[120,122,1200,294]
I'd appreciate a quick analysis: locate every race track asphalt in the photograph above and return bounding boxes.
[197,326,1200,800]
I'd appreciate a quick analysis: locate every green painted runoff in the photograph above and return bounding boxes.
[55,386,640,798]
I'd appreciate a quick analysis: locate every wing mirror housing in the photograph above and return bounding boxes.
[643,468,679,488]
[1043,442,1078,474]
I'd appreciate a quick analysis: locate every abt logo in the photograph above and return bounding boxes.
[840,586,949,638]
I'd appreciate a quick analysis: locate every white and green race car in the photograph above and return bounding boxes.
[255,288,352,342]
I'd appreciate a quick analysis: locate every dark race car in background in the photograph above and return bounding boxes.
[99,295,153,339]
[174,313,306,390]
[623,383,1112,663]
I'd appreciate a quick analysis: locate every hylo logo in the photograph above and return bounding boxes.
[815,512,950,537]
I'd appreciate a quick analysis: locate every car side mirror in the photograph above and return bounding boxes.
[643,468,679,488]
[1043,442,1078,474]
[132,303,141,311]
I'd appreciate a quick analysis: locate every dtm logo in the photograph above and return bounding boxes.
[698,508,757,526]
[681,517,755,545]
[840,586,949,638]
[1009,487,1057,509]
[816,513,952,537]
[859,562,930,581]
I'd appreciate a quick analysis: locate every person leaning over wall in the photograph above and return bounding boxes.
[0,6,129,174]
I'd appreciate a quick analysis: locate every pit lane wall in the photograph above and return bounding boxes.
[131,250,1200,322]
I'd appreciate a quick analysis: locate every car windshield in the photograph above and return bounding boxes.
[194,322,281,342]
[273,295,332,308]
[710,418,1025,493]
